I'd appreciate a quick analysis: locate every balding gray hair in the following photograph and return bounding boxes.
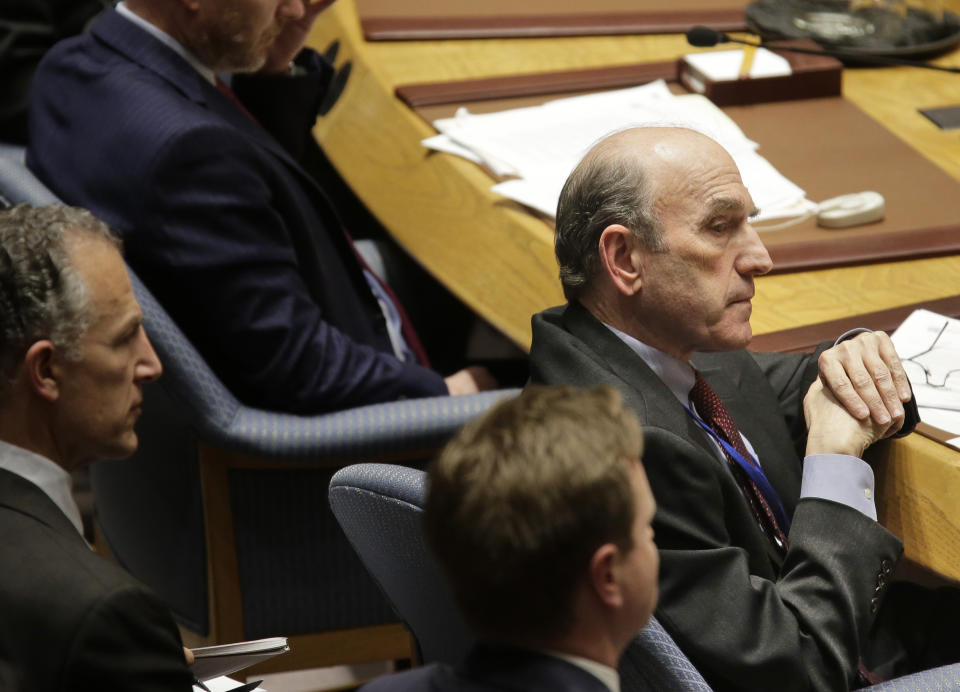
[0,205,121,390]
[554,135,666,301]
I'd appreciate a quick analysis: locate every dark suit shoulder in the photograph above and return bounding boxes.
[0,478,191,692]
[359,664,460,691]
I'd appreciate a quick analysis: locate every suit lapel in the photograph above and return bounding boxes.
[90,10,308,183]
[560,302,722,462]
[534,304,791,568]
[0,468,87,547]
[89,9,374,305]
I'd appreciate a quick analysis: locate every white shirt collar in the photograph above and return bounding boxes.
[0,439,85,537]
[115,2,217,85]
[604,323,696,407]
[545,650,620,692]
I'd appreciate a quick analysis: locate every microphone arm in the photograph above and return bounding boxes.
[686,26,960,73]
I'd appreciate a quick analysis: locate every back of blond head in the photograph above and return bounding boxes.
[424,385,644,644]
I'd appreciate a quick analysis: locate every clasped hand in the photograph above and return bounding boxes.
[805,331,912,457]
[817,330,912,433]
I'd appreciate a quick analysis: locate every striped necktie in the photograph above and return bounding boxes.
[690,371,789,555]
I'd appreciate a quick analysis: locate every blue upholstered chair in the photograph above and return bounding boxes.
[329,463,473,666]
[0,142,519,672]
[330,463,960,691]
[328,462,714,690]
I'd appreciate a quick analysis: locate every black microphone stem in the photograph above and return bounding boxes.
[722,35,960,73]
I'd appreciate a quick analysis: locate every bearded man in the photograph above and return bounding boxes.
[27,0,493,415]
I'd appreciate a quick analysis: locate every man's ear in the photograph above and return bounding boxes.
[598,225,643,297]
[23,341,61,402]
[588,543,624,608]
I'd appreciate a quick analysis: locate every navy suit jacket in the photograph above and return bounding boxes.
[359,645,612,692]
[0,468,193,692]
[27,9,446,413]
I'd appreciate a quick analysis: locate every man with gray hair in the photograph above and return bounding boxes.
[0,204,193,691]
[528,126,960,691]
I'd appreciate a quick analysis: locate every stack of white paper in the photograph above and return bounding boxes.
[424,79,816,222]
[192,637,289,682]
[891,309,960,448]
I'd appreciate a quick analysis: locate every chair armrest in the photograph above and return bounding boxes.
[0,143,60,206]
[219,389,519,461]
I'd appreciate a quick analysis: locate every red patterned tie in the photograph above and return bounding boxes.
[689,371,789,554]
[343,228,430,368]
[216,78,257,122]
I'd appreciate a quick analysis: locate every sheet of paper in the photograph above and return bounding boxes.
[194,676,265,691]
[421,133,482,164]
[891,309,960,438]
[423,80,812,221]
[192,637,289,682]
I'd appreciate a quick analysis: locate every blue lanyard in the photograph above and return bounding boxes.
[683,406,792,535]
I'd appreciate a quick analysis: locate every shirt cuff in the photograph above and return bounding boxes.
[800,454,877,520]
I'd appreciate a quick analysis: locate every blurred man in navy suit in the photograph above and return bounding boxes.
[362,385,659,692]
[27,0,494,414]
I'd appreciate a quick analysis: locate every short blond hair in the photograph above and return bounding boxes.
[424,385,644,643]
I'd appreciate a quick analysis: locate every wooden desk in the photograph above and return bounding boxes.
[307,0,960,580]
[309,0,960,348]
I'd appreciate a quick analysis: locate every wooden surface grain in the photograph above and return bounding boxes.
[309,2,960,348]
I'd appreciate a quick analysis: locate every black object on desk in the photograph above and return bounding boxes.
[920,105,960,130]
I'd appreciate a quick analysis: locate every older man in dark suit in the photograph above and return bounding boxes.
[27,0,493,415]
[527,126,960,691]
[0,204,192,691]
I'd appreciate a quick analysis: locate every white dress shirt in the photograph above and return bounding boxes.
[0,439,85,536]
[546,650,619,692]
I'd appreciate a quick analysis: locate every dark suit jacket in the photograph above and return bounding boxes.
[27,8,446,414]
[0,468,193,692]
[359,644,612,692]
[0,0,105,142]
[529,302,905,692]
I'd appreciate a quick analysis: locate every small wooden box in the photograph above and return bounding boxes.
[679,40,843,107]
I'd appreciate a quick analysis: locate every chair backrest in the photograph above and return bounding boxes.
[329,462,473,665]
[0,143,517,667]
[329,462,714,690]
[92,271,514,650]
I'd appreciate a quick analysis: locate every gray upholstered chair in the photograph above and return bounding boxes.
[329,463,960,691]
[330,463,473,666]
[328,462,714,690]
[0,142,519,672]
